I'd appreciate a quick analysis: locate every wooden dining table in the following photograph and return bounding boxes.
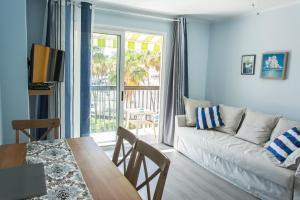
[0,137,141,200]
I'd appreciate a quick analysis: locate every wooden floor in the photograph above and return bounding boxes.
[103,143,258,200]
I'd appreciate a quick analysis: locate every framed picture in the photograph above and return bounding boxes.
[261,52,289,80]
[241,55,256,75]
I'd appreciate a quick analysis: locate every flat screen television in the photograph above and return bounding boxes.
[29,44,65,83]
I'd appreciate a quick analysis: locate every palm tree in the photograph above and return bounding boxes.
[91,42,162,132]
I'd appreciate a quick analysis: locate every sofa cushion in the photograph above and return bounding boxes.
[196,105,224,129]
[175,128,295,189]
[265,126,300,170]
[268,118,300,170]
[183,96,210,127]
[270,118,300,141]
[283,148,300,170]
[266,127,300,163]
[215,104,246,135]
[235,109,280,145]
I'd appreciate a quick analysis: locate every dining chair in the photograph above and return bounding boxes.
[125,140,170,200]
[11,119,60,144]
[112,126,137,174]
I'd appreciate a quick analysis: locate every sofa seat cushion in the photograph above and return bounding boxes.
[176,128,295,189]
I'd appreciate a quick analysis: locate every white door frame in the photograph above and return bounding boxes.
[93,24,167,142]
[92,28,125,128]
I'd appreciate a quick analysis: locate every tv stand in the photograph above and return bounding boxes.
[28,83,54,96]
[29,83,53,90]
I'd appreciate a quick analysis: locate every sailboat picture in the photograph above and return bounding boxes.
[261,52,288,80]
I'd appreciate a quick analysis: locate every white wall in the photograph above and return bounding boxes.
[206,4,300,121]
[0,1,29,144]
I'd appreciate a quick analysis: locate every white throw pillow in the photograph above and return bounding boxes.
[183,96,211,127]
[235,109,280,145]
[214,104,246,135]
[270,118,300,141]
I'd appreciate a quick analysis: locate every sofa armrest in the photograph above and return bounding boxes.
[294,171,300,200]
[293,165,300,200]
[175,115,186,128]
[296,166,300,177]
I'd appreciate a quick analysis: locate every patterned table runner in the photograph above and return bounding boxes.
[26,139,93,200]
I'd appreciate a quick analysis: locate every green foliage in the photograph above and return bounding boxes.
[92,47,161,86]
[92,48,117,85]
[90,116,116,133]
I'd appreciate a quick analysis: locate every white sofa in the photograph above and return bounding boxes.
[174,115,300,200]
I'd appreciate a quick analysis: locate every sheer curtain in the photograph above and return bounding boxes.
[162,17,189,146]
[64,0,73,138]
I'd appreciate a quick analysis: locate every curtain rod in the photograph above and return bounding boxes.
[93,6,180,22]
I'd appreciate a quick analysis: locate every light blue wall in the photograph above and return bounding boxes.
[0,1,29,144]
[206,4,300,121]
[94,10,210,99]
[187,18,210,99]
[26,0,47,55]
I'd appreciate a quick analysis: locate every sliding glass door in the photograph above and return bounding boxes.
[90,31,123,146]
[90,29,163,146]
[123,32,163,144]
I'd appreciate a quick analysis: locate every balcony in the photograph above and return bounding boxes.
[90,85,160,145]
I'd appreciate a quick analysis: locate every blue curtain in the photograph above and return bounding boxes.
[36,0,57,139]
[162,17,189,146]
[64,0,72,138]
[80,2,92,137]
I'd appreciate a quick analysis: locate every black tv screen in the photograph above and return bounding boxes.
[30,44,64,83]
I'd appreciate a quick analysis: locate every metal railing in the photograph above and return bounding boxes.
[90,85,160,133]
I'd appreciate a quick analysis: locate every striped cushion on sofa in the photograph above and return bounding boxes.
[266,127,300,163]
[196,105,224,129]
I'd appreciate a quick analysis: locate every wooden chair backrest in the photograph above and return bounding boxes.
[125,140,170,200]
[11,119,60,144]
[112,127,137,174]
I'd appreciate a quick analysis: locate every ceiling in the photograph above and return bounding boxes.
[95,0,300,19]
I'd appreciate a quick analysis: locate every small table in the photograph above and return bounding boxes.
[0,137,141,200]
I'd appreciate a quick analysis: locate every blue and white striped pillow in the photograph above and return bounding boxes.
[196,105,224,129]
[266,127,300,163]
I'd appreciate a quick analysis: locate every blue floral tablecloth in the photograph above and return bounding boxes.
[26,139,93,200]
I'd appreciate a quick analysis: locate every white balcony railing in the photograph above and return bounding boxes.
[90,85,159,133]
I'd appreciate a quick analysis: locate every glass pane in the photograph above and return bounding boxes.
[123,32,163,144]
[91,33,119,146]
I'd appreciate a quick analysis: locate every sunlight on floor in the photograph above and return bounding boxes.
[91,127,159,146]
